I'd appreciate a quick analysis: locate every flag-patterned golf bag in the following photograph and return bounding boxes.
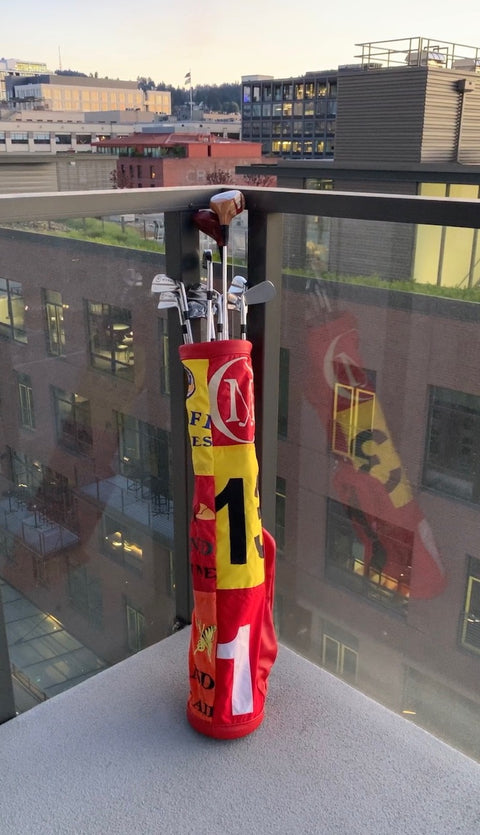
[179,339,277,739]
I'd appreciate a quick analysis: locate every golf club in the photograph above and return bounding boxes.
[151,273,193,344]
[226,278,277,340]
[192,208,224,257]
[203,249,214,342]
[209,190,245,340]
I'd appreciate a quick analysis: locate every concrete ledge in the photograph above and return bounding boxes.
[1,628,479,834]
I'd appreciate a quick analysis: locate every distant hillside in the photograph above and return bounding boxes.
[137,77,240,114]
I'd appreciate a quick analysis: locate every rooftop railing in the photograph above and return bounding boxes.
[1,184,480,763]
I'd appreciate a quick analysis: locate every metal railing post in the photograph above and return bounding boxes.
[164,210,199,626]
[0,588,15,723]
[247,209,283,534]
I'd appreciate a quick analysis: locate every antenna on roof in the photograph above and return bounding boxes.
[58,46,63,72]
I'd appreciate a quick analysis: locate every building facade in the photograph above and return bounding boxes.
[5,74,170,116]
[241,36,480,162]
[241,72,338,159]
[94,132,267,188]
[0,58,50,103]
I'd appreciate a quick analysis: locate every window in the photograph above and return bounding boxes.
[158,317,170,395]
[460,556,480,653]
[326,499,411,612]
[278,347,290,437]
[68,564,103,628]
[11,132,28,144]
[55,134,71,144]
[34,132,50,144]
[282,102,292,118]
[263,84,272,101]
[332,381,376,460]
[275,477,286,555]
[43,289,65,356]
[53,387,92,454]
[424,386,480,502]
[294,83,304,100]
[126,601,147,652]
[18,373,35,429]
[10,449,74,524]
[316,81,327,97]
[103,516,143,572]
[322,626,358,683]
[283,83,293,100]
[117,412,171,508]
[0,278,27,342]
[86,301,134,379]
[243,85,251,103]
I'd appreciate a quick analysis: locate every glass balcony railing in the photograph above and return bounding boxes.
[1,184,480,763]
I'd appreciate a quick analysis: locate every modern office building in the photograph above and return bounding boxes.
[241,71,338,158]
[0,58,50,102]
[241,36,480,161]
[5,73,171,116]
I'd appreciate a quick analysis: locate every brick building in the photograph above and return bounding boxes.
[93,132,268,187]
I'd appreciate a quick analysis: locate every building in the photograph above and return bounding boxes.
[5,73,170,116]
[241,36,480,162]
[93,131,267,187]
[0,58,50,102]
[241,71,338,159]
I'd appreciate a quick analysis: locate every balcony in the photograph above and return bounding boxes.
[1,627,480,834]
[1,183,480,821]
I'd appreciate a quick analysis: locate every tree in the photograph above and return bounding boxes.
[243,173,276,187]
[206,168,234,185]
[110,169,133,189]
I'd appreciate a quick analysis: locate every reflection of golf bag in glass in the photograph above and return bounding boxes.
[179,339,277,739]
[306,310,446,600]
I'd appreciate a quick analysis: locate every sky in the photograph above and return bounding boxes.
[2,0,480,87]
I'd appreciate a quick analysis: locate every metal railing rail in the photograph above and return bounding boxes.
[0,185,480,228]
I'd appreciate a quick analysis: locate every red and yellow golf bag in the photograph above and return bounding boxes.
[179,339,277,739]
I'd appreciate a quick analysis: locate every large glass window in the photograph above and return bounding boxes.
[117,413,171,509]
[126,601,147,652]
[158,317,170,395]
[460,556,480,653]
[275,476,286,555]
[43,289,66,356]
[53,387,93,455]
[423,386,480,502]
[326,499,411,613]
[0,278,27,343]
[86,301,133,379]
[18,373,35,430]
[103,516,144,573]
[278,347,290,437]
[67,564,103,629]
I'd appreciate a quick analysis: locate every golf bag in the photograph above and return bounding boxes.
[179,338,277,739]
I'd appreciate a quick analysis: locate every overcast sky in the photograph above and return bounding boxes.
[2,0,480,86]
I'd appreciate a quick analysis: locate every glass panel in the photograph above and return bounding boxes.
[0,211,177,716]
[278,211,480,761]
